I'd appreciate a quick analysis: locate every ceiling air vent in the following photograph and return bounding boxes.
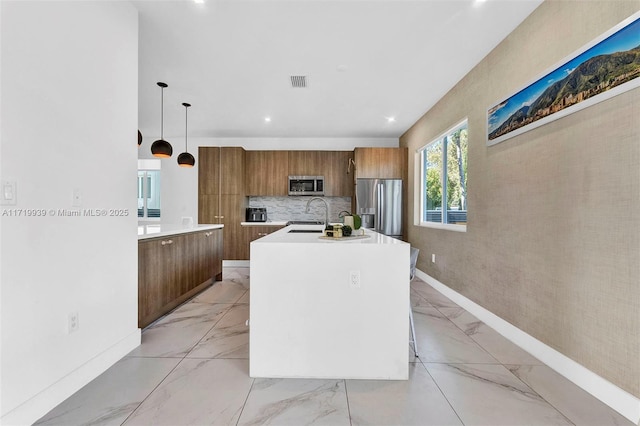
[290,75,308,88]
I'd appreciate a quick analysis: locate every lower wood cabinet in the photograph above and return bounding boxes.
[220,195,248,260]
[138,228,223,328]
[244,225,285,259]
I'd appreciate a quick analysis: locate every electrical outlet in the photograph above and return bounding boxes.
[431,254,436,263]
[349,270,361,288]
[68,311,79,334]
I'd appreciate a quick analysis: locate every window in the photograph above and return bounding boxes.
[138,160,161,220]
[418,120,468,229]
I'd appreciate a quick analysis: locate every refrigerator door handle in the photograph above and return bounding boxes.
[376,183,384,232]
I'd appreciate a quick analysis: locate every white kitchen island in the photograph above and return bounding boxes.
[250,225,410,380]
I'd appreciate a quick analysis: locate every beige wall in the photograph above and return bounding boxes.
[400,0,640,397]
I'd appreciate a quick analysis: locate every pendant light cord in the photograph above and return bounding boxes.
[185,105,188,151]
[182,102,191,151]
[160,86,164,140]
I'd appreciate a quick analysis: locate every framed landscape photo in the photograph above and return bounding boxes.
[487,11,640,146]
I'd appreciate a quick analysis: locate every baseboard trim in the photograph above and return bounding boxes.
[1,328,141,426]
[223,260,250,267]
[415,269,640,425]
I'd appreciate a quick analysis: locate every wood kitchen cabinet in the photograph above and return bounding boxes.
[353,147,408,239]
[243,225,285,259]
[198,147,220,195]
[198,193,219,225]
[198,147,247,260]
[189,229,223,291]
[138,228,222,328]
[288,151,353,197]
[323,151,353,197]
[245,150,289,196]
[354,147,408,179]
[288,151,322,175]
[221,147,246,195]
[139,235,178,326]
[220,194,248,259]
[198,147,246,198]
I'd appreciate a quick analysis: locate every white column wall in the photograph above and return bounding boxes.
[0,2,140,423]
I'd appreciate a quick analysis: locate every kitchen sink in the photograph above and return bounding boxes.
[287,229,323,233]
[285,220,324,225]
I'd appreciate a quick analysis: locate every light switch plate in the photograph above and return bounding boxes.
[1,180,17,205]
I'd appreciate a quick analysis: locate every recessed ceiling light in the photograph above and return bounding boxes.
[386,117,396,123]
[264,117,271,123]
[194,0,205,3]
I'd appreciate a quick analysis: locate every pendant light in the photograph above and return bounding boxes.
[177,102,195,167]
[151,82,173,158]
[138,130,142,147]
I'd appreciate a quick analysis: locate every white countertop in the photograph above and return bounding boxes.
[240,221,288,226]
[138,223,223,240]
[252,224,405,245]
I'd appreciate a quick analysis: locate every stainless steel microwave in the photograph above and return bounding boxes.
[288,176,324,196]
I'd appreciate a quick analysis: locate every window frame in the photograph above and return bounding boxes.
[415,118,468,232]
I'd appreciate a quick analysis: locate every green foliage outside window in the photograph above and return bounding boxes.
[421,121,468,224]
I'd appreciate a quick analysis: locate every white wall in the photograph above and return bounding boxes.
[0,2,140,423]
[138,137,398,224]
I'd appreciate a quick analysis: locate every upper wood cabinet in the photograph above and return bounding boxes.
[199,147,245,196]
[354,147,408,179]
[288,151,353,197]
[288,151,322,175]
[198,147,220,195]
[245,150,289,196]
[221,147,245,195]
[323,151,354,197]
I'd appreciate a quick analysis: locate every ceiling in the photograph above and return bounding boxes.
[134,0,543,141]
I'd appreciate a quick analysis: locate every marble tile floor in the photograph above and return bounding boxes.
[36,267,632,426]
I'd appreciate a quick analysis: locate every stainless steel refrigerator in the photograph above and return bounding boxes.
[356,178,402,239]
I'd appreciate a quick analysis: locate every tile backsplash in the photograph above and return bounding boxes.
[249,196,352,222]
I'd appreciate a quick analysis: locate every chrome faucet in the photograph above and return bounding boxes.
[305,197,329,228]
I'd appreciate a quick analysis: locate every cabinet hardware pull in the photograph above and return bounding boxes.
[258,233,268,236]
[161,239,173,245]
[205,232,212,237]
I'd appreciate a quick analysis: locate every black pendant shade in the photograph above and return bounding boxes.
[177,102,195,168]
[138,130,142,147]
[151,82,173,158]
[151,138,173,158]
[178,152,195,167]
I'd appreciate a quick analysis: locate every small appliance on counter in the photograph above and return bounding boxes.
[246,207,267,222]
